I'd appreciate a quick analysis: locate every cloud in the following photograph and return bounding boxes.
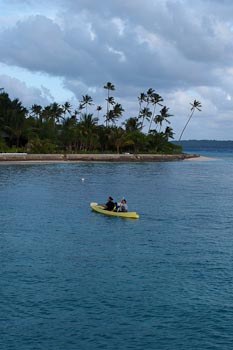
[0,74,53,106]
[1,0,233,138]
[0,16,79,76]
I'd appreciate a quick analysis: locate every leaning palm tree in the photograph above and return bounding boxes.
[178,100,202,141]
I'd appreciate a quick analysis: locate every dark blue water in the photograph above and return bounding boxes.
[1,153,233,350]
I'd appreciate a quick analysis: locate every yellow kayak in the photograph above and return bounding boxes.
[90,202,139,219]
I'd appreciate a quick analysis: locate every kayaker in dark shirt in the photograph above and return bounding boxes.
[104,196,115,211]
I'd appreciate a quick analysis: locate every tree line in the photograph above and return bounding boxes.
[0,82,201,154]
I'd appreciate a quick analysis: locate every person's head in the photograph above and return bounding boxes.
[121,199,126,203]
[109,196,113,201]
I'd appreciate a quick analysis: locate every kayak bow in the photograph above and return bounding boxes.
[90,202,139,219]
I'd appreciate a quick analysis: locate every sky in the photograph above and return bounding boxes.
[1,0,233,140]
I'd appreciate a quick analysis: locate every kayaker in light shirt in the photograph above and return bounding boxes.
[118,198,128,212]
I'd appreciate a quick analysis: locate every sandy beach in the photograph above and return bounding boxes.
[184,155,217,161]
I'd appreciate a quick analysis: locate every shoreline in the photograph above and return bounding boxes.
[0,153,201,164]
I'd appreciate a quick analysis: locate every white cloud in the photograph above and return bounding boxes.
[112,17,126,36]
[0,74,52,106]
[107,46,126,63]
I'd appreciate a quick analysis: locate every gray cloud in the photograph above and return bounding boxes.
[1,0,233,138]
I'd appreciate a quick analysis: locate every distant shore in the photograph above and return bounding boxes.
[0,153,201,164]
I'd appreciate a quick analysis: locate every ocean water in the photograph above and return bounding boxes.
[1,152,233,350]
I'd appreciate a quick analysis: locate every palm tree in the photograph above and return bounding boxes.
[30,104,43,122]
[106,96,115,106]
[104,102,124,126]
[123,117,141,132]
[79,113,99,151]
[62,102,72,119]
[4,98,28,147]
[72,109,79,121]
[96,105,102,118]
[61,116,78,151]
[80,95,93,114]
[112,103,124,123]
[138,92,147,116]
[49,102,63,125]
[76,103,85,119]
[164,126,174,140]
[178,100,202,141]
[146,88,155,106]
[139,107,152,129]
[105,110,114,126]
[79,113,98,128]
[126,130,147,153]
[155,106,173,132]
[41,105,52,123]
[148,93,163,133]
[96,125,110,152]
[104,96,116,126]
[106,126,126,153]
[104,82,115,122]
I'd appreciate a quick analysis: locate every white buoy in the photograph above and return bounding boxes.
[81,178,85,182]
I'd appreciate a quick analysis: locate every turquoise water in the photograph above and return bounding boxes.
[1,153,233,350]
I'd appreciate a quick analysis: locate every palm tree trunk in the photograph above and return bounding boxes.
[178,110,194,141]
[148,105,156,133]
[106,90,109,127]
